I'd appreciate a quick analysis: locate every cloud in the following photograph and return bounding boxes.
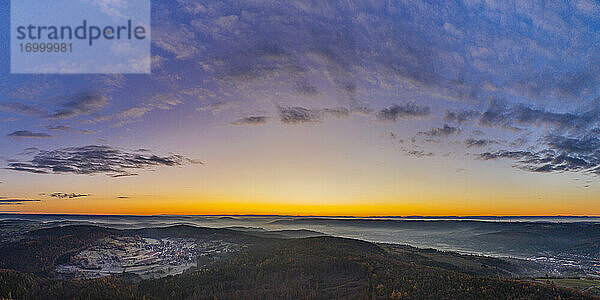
[196,102,236,115]
[45,125,100,135]
[100,91,187,127]
[419,124,461,137]
[0,102,47,117]
[479,150,538,161]
[115,106,152,119]
[469,99,600,175]
[91,0,129,19]
[276,106,361,124]
[351,107,373,116]
[322,107,350,118]
[46,125,71,131]
[49,92,108,119]
[3,0,600,183]
[153,22,200,59]
[161,0,600,111]
[479,100,600,132]
[77,129,100,135]
[545,134,600,154]
[0,197,41,205]
[18,147,40,155]
[405,150,435,158]
[231,116,268,125]
[6,145,201,177]
[376,102,431,122]
[0,92,109,121]
[295,82,319,96]
[464,139,498,148]
[49,193,89,199]
[576,0,600,15]
[278,106,322,124]
[7,130,52,138]
[444,110,480,124]
[479,134,600,175]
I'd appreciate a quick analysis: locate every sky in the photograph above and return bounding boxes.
[0,0,599,216]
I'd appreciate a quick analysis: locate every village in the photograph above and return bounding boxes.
[55,235,240,279]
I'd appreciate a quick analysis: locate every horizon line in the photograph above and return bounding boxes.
[1,212,599,218]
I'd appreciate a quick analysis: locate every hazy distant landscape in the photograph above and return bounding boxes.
[1,214,599,298]
[2,214,599,277]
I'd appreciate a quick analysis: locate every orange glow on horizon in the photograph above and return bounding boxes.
[7,194,600,217]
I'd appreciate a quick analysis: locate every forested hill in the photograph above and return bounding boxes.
[0,225,595,299]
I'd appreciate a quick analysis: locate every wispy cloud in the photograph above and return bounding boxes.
[45,125,100,134]
[231,116,268,125]
[0,102,47,117]
[46,125,71,131]
[7,130,52,138]
[196,102,236,115]
[49,92,108,119]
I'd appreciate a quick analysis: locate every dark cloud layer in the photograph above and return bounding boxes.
[479,100,600,132]
[376,102,430,122]
[469,99,600,175]
[479,134,600,175]
[6,145,200,177]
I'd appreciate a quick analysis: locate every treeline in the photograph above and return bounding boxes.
[0,226,116,274]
